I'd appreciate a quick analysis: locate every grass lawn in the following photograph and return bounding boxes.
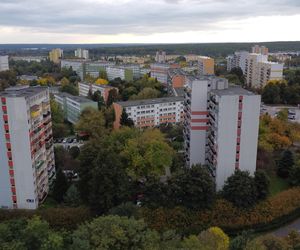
[269,174,290,196]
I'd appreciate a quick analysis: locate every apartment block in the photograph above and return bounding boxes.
[61,59,86,80]
[150,63,171,84]
[54,93,98,124]
[78,82,116,103]
[226,51,249,73]
[198,56,214,75]
[168,68,187,89]
[252,45,269,55]
[207,87,260,190]
[245,53,283,88]
[113,97,184,129]
[85,61,114,79]
[155,51,166,63]
[106,66,134,82]
[49,48,63,63]
[75,48,89,59]
[184,76,228,167]
[0,86,55,209]
[0,55,9,72]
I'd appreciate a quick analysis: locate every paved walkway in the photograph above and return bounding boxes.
[272,218,300,236]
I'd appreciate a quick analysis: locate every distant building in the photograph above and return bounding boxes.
[75,48,89,60]
[252,45,269,55]
[10,56,46,63]
[168,68,187,89]
[49,49,63,63]
[0,86,55,209]
[61,59,86,80]
[150,63,170,84]
[18,75,38,81]
[54,93,98,124]
[198,56,214,75]
[155,51,166,63]
[226,51,249,73]
[245,53,283,88]
[106,66,137,82]
[0,55,9,71]
[78,82,116,103]
[113,96,184,129]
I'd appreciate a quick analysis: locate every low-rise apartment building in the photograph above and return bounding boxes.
[150,63,171,84]
[113,97,184,129]
[54,93,98,124]
[198,56,214,75]
[78,82,116,103]
[0,86,55,209]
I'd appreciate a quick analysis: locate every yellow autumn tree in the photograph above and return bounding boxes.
[95,78,108,85]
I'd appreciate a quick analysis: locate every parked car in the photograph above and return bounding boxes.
[62,138,68,143]
[67,138,74,143]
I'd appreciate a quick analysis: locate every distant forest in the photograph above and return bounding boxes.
[1,41,300,57]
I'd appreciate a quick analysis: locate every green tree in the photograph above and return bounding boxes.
[262,83,281,104]
[230,231,254,250]
[91,91,105,109]
[254,170,270,200]
[69,146,80,159]
[60,83,79,96]
[75,107,106,139]
[168,165,216,209]
[120,110,134,127]
[99,70,108,80]
[122,129,174,179]
[289,165,300,186]
[277,150,294,178]
[107,88,118,106]
[63,184,82,207]
[129,87,160,100]
[246,234,291,250]
[71,215,160,250]
[222,170,258,208]
[52,168,69,203]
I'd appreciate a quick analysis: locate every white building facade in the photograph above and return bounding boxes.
[75,48,89,59]
[0,55,9,72]
[0,86,55,209]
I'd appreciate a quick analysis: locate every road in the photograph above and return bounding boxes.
[272,217,300,236]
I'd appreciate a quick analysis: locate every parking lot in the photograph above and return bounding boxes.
[54,137,84,149]
[261,105,300,123]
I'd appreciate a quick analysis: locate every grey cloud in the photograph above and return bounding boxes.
[0,0,299,35]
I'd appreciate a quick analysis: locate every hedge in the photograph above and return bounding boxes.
[0,207,91,230]
[140,187,300,236]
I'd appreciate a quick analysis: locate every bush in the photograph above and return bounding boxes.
[141,187,300,236]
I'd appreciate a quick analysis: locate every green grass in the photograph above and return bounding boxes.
[269,175,290,196]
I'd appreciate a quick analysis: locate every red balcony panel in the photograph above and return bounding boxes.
[238,112,242,118]
[7,151,12,158]
[2,106,7,112]
[191,119,209,123]
[239,103,243,110]
[3,114,8,121]
[239,96,244,101]
[8,160,13,167]
[9,169,14,177]
[191,126,209,131]
[238,120,242,127]
[191,111,209,116]
[5,133,10,140]
[237,129,241,136]
[236,145,240,151]
[11,187,16,194]
[1,97,6,104]
[237,138,241,144]
[10,178,15,186]
[6,142,11,150]
[236,153,240,160]
[235,163,240,169]
[12,195,17,202]
[4,124,9,131]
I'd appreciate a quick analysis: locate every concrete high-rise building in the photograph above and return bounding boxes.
[184,77,261,190]
[207,87,261,190]
[0,86,55,209]
[0,55,9,72]
[183,76,228,167]
[75,49,89,59]
[252,45,269,55]
[155,51,166,63]
[49,49,63,63]
[198,56,214,75]
[106,66,134,82]
[245,53,283,88]
[226,51,249,73]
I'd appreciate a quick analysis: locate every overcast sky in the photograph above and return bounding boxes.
[0,0,300,43]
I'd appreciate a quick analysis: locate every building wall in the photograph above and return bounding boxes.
[113,103,123,129]
[0,56,9,72]
[172,75,186,88]
[199,57,214,75]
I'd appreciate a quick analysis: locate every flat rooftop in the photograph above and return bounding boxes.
[54,92,95,103]
[211,86,257,96]
[116,96,184,107]
[0,86,48,98]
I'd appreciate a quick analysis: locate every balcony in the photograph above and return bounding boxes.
[35,160,45,170]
